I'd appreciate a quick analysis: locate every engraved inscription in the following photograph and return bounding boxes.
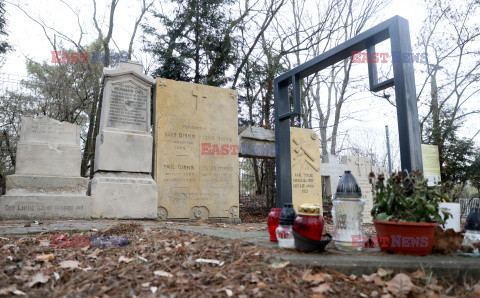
[107,82,148,131]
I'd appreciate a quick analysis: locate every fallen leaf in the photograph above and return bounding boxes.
[473,283,480,296]
[118,256,130,263]
[411,269,426,279]
[350,274,357,280]
[195,258,224,266]
[35,254,54,262]
[362,273,376,282]
[38,240,50,247]
[59,260,79,269]
[150,287,158,294]
[377,268,393,277]
[269,261,289,269]
[257,282,267,290]
[385,273,417,296]
[28,272,50,287]
[53,272,60,280]
[12,289,26,296]
[311,283,332,294]
[373,276,384,286]
[154,270,173,278]
[302,271,325,283]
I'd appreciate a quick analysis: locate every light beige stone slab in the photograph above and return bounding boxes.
[290,127,322,214]
[342,156,373,223]
[154,79,239,220]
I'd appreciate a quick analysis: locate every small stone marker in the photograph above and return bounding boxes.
[321,154,349,199]
[290,127,322,213]
[90,61,158,219]
[154,79,239,221]
[342,156,375,223]
[0,116,90,219]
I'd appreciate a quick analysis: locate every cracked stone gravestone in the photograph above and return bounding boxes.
[0,116,91,219]
[89,61,158,219]
[154,79,239,222]
[290,127,322,213]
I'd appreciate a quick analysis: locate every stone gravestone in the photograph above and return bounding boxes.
[238,126,275,158]
[90,61,158,219]
[342,156,374,223]
[321,154,349,199]
[290,127,322,213]
[0,116,90,219]
[154,79,239,221]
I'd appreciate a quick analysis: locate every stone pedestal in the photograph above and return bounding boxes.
[90,61,158,219]
[0,116,90,219]
[90,173,157,219]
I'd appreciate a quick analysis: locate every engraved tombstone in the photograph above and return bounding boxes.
[0,116,90,219]
[290,127,322,213]
[89,61,158,219]
[154,79,239,221]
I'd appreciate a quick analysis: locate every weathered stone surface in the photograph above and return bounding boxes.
[321,154,349,198]
[0,195,91,219]
[15,116,81,177]
[290,127,322,213]
[90,61,158,219]
[90,172,158,219]
[19,115,79,146]
[342,156,373,223]
[0,116,90,219]
[94,61,156,173]
[154,79,239,220]
[238,126,275,158]
[16,143,82,177]
[94,131,152,173]
[6,175,88,195]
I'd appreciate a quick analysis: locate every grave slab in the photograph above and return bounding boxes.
[0,116,90,219]
[290,127,322,213]
[154,79,239,221]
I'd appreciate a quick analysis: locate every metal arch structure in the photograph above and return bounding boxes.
[274,16,423,208]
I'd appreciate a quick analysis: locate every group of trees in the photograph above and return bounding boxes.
[0,0,478,198]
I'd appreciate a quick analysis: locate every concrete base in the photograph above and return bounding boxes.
[90,172,158,219]
[6,175,88,195]
[94,130,153,173]
[0,195,92,219]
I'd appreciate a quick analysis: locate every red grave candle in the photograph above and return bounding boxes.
[267,208,282,242]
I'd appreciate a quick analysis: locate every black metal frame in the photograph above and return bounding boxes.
[274,16,423,208]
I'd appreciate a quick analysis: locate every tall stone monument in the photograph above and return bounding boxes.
[154,79,239,222]
[290,127,322,213]
[90,61,158,219]
[0,116,90,219]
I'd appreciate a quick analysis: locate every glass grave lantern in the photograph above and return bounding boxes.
[461,208,480,253]
[332,170,365,251]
